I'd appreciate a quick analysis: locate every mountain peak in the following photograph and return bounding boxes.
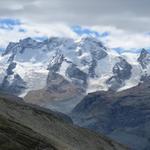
[138,48,150,69]
[141,48,148,54]
[0,37,150,98]
[79,36,106,49]
[19,37,36,44]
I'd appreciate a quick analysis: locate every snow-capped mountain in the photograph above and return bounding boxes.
[0,37,149,99]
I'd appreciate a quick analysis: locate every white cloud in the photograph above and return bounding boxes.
[0,21,78,48]
[0,19,150,52]
[0,0,150,32]
[22,22,78,38]
[90,26,150,50]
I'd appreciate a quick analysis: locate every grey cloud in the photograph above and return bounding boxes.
[0,0,150,32]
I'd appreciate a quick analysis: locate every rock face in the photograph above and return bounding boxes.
[77,37,108,78]
[0,62,26,95]
[112,57,132,80]
[25,71,84,114]
[138,49,150,69]
[66,64,88,86]
[0,93,128,150]
[70,82,150,150]
[107,57,132,91]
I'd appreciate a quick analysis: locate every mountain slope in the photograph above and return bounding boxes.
[0,93,128,150]
[70,81,150,150]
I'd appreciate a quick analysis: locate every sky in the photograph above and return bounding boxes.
[1,0,150,52]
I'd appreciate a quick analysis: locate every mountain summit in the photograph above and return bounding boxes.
[0,37,150,112]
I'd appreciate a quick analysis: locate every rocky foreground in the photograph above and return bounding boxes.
[0,93,128,150]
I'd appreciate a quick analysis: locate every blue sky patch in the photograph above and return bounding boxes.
[113,47,150,54]
[0,47,4,52]
[112,47,125,53]
[72,25,110,38]
[18,28,27,33]
[33,36,48,41]
[0,18,21,30]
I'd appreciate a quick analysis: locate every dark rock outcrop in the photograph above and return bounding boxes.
[0,62,26,95]
[66,64,88,86]
[70,83,150,150]
[107,57,132,91]
[1,74,26,95]
[138,49,150,69]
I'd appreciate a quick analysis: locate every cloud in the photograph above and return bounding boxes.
[0,18,20,30]
[0,0,150,32]
[0,18,150,52]
[0,18,78,48]
[90,26,150,50]
[0,17,150,52]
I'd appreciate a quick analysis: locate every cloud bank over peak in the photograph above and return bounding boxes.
[1,0,150,32]
[0,0,150,52]
[0,18,150,52]
[0,19,78,48]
